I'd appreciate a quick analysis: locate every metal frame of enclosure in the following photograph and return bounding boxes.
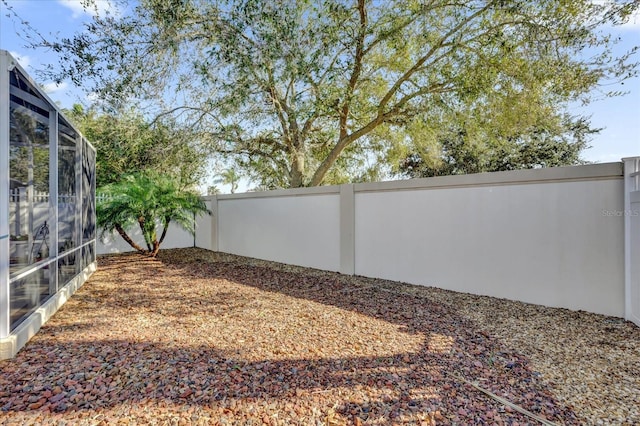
[0,50,97,359]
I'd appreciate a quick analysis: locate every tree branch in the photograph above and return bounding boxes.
[338,0,367,141]
[378,2,495,113]
[310,2,496,186]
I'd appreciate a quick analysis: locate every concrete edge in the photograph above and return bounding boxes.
[211,163,624,201]
[0,261,97,360]
[355,162,624,193]
[217,184,341,200]
[339,184,355,275]
[211,195,219,252]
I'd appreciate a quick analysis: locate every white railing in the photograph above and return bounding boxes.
[9,188,77,203]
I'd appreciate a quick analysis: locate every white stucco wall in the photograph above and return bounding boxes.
[354,178,625,316]
[94,162,634,319]
[97,228,142,255]
[97,224,196,254]
[194,198,214,250]
[217,193,341,271]
[630,197,640,324]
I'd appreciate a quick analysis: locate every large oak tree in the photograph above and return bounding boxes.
[18,0,639,187]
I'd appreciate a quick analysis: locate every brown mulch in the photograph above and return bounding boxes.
[0,248,637,425]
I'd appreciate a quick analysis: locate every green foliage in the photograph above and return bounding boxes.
[97,171,209,256]
[9,109,50,191]
[22,0,639,186]
[206,185,221,195]
[66,105,207,189]
[397,115,596,178]
[213,168,242,194]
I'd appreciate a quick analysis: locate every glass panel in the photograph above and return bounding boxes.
[58,249,80,286]
[9,69,51,107]
[9,103,51,278]
[32,144,50,257]
[82,140,96,243]
[58,115,78,254]
[81,243,95,271]
[10,267,52,330]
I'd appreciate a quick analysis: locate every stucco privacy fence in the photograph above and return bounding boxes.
[99,158,640,328]
[0,50,97,359]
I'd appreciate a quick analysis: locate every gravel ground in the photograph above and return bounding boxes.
[0,247,638,425]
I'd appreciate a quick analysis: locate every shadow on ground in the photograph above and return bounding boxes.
[0,248,580,425]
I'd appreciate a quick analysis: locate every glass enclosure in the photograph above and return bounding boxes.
[1,50,96,337]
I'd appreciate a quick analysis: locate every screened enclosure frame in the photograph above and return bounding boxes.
[0,50,96,358]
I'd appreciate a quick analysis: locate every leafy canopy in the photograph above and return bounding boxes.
[97,171,209,256]
[397,112,598,178]
[23,0,639,187]
[66,104,208,189]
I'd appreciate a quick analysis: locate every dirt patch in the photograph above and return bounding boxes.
[0,247,637,425]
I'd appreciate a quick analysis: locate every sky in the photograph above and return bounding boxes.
[0,0,639,182]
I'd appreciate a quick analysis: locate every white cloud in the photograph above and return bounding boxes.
[42,81,69,94]
[57,0,120,19]
[58,0,86,19]
[9,51,31,69]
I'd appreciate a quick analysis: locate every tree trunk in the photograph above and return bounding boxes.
[115,224,147,253]
[158,218,170,245]
[150,240,161,257]
[289,151,306,188]
[138,216,152,252]
[310,113,387,186]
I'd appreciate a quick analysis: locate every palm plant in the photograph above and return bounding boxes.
[97,171,209,256]
[214,168,242,194]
